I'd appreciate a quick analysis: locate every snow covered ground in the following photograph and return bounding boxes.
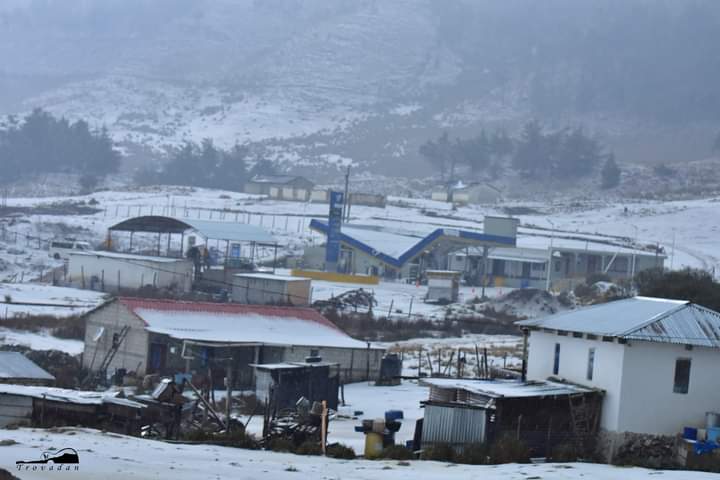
[0,427,713,480]
[0,328,83,355]
[0,283,109,318]
[1,186,719,306]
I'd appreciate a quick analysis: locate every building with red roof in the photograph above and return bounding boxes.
[82,297,383,386]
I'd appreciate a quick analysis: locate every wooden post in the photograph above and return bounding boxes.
[387,299,394,319]
[321,400,328,455]
[456,348,461,379]
[81,266,85,289]
[417,346,422,378]
[426,351,434,376]
[226,363,233,435]
[474,344,482,378]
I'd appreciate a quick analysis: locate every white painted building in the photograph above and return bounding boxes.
[67,251,193,293]
[232,273,311,306]
[517,297,720,440]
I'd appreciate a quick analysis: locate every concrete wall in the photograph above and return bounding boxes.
[527,330,720,435]
[281,345,383,383]
[526,330,626,432]
[618,341,720,435]
[232,276,311,306]
[83,302,150,377]
[68,254,193,293]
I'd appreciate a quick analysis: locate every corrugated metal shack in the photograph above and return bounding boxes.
[420,378,603,456]
[0,352,55,386]
[252,360,340,411]
[0,384,146,434]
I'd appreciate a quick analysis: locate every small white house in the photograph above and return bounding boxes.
[517,296,720,452]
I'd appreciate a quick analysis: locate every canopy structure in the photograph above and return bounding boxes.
[108,216,275,245]
[105,216,277,273]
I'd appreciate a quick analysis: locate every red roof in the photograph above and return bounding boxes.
[117,297,342,332]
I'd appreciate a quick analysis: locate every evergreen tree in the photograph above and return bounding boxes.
[600,153,621,189]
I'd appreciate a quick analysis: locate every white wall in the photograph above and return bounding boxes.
[68,254,193,292]
[618,341,720,435]
[526,331,626,431]
[83,302,150,376]
[527,330,720,435]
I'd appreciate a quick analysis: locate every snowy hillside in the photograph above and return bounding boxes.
[3,1,719,174]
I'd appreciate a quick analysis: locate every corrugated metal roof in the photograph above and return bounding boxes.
[0,352,55,381]
[183,219,275,244]
[118,297,378,350]
[421,378,593,399]
[517,296,720,347]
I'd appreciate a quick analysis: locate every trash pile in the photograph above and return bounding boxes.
[313,288,377,313]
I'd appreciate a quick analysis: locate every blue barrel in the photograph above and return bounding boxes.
[385,410,404,422]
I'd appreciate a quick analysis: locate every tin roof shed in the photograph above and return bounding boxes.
[0,352,55,385]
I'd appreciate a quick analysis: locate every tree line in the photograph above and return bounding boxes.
[134,139,276,191]
[419,121,621,189]
[0,109,120,188]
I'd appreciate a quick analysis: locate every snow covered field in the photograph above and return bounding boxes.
[0,427,713,480]
[3,185,716,291]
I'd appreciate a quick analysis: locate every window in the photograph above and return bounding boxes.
[673,358,691,394]
[587,348,595,381]
[310,348,319,357]
[553,343,560,375]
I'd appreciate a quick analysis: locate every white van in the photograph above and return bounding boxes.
[48,239,93,260]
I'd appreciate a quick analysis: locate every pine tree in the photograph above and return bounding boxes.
[600,153,621,189]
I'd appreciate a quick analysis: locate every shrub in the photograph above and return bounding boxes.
[326,443,356,460]
[455,443,490,465]
[381,445,414,460]
[266,437,296,453]
[573,283,594,299]
[489,435,530,464]
[295,440,322,456]
[550,443,578,462]
[421,444,455,462]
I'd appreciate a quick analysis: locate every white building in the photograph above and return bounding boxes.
[232,273,311,306]
[517,297,720,452]
[67,251,193,293]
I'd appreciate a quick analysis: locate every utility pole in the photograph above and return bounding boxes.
[545,219,556,292]
[342,166,351,223]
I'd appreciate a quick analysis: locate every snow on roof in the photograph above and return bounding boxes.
[251,361,339,370]
[517,296,720,347]
[68,250,188,263]
[0,352,55,381]
[421,378,593,399]
[250,175,309,184]
[118,298,376,350]
[0,384,144,407]
[459,236,661,259]
[234,273,309,282]
[0,283,109,319]
[183,219,276,244]
[309,220,515,267]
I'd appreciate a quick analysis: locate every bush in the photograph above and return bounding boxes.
[488,435,530,464]
[550,443,578,462]
[381,445,414,460]
[294,440,322,456]
[266,437,296,453]
[573,283,594,299]
[455,443,490,465]
[421,444,455,462]
[326,443,356,460]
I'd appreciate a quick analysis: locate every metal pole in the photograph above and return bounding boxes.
[480,246,489,299]
[545,219,555,291]
[670,229,676,271]
[342,166,350,223]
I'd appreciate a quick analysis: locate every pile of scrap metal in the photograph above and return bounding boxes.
[313,288,377,313]
[262,396,331,448]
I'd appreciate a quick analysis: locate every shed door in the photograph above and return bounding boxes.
[149,343,167,373]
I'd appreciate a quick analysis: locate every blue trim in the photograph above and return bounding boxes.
[309,219,516,269]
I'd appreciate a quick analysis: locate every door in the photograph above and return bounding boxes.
[148,343,167,373]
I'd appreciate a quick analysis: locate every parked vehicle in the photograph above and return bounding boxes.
[49,239,92,260]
